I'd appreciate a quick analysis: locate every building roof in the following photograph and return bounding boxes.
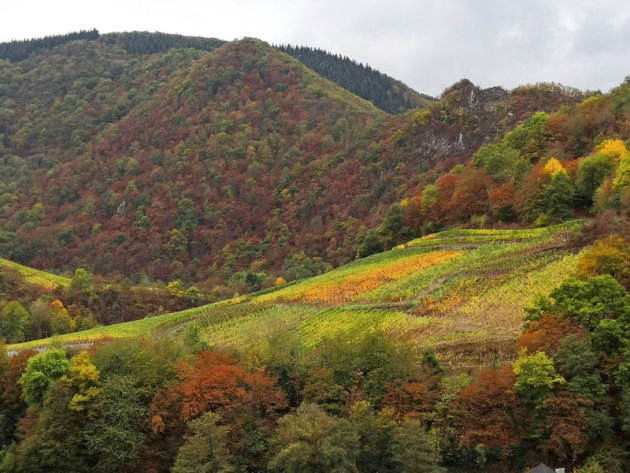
[528,464,556,473]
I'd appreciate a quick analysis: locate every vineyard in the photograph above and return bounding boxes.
[6,223,584,360]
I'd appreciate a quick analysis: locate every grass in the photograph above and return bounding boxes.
[0,258,71,288]
[7,222,586,357]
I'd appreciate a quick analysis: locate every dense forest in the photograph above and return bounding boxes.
[0,34,591,292]
[1,31,630,472]
[277,45,433,113]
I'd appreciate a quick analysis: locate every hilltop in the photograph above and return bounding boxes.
[277,44,433,113]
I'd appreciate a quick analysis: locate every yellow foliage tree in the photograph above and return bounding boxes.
[542,158,565,178]
[62,351,102,416]
[576,235,630,287]
[275,277,286,286]
[613,155,630,192]
[597,139,629,160]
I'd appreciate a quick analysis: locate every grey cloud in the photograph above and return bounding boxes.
[2,0,629,96]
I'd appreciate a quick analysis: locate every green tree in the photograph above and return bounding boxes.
[421,185,439,213]
[356,229,383,259]
[172,412,233,473]
[349,401,398,473]
[542,171,576,222]
[552,336,606,403]
[184,286,201,305]
[473,143,530,183]
[70,268,93,295]
[513,350,564,405]
[592,319,628,354]
[0,302,30,343]
[84,375,151,473]
[549,275,630,330]
[575,152,617,206]
[612,155,630,193]
[29,298,51,340]
[19,349,69,408]
[302,367,347,415]
[390,418,445,473]
[13,381,92,473]
[379,203,414,248]
[269,403,360,473]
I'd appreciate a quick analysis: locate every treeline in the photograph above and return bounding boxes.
[0,29,99,61]
[0,268,208,344]
[0,30,227,63]
[101,32,225,55]
[0,37,599,288]
[277,44,433,113]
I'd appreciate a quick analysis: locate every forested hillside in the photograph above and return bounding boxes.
[0,34,589,291]
[277,45,433,113]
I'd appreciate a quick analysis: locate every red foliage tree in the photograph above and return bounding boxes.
[380,380,441,420]
[541,391,591,461]
[455,364,522,453]
[517,315,587,355]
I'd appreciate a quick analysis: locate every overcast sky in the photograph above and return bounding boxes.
[3,0,630,97]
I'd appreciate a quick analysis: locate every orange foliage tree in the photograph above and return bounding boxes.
[145,351,287,473]
[517,315,587,355]
[380,378,442,420]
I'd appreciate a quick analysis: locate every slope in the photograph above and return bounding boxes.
[277,44,433,113]
[0,258,70,289]
[7,222,583,368]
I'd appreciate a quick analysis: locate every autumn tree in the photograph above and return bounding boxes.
[455,364,521,453]
[0,345,36,449]
[61,351,102,414]
[576,235,630,289]
[517,314,586,355]
[148,350,287,472]
[541,391,591,461]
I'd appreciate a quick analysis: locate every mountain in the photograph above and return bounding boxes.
[0,30,427,115]
[0,32,592,289]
